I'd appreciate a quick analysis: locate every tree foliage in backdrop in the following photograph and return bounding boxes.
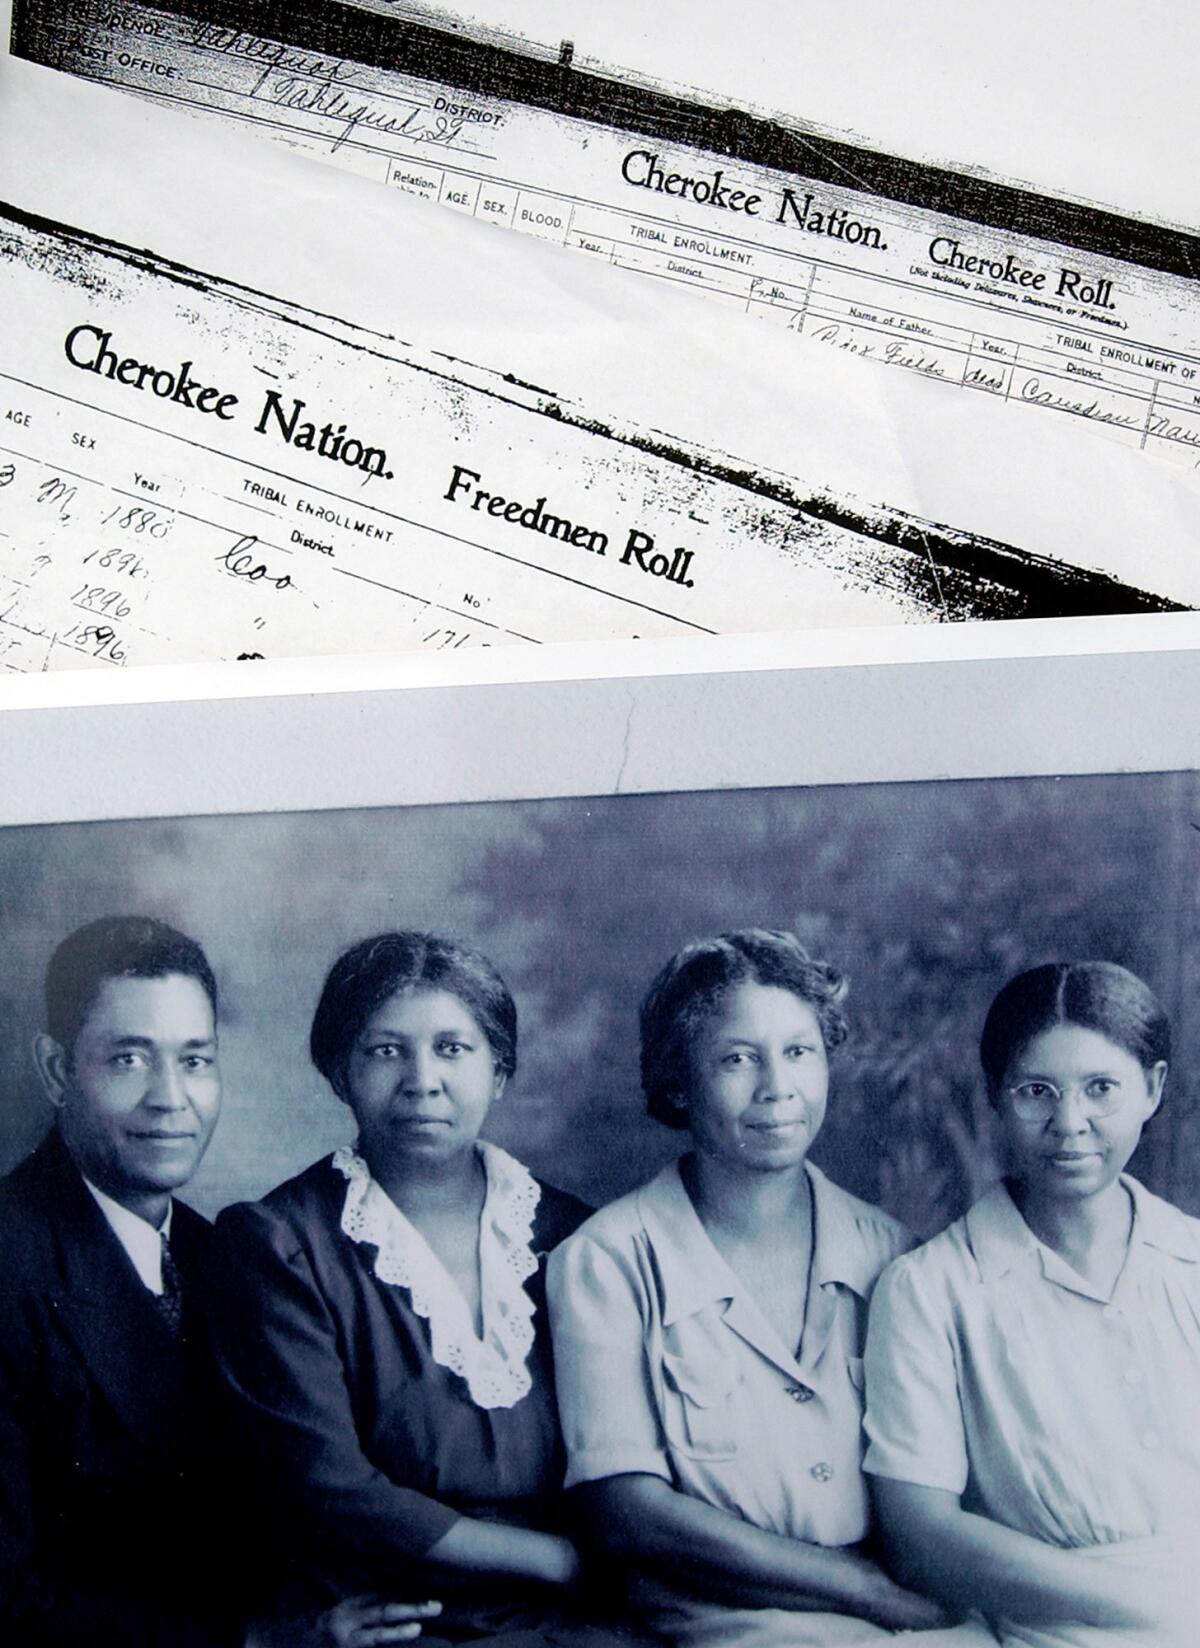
[459,773,1198,1233]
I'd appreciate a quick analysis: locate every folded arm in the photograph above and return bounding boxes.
[547,1230,944,1633]
[873,1478,1157,1632]
[212,1202,574,1589]
[862,1253,1161,1635]
[578,1472,947,1631]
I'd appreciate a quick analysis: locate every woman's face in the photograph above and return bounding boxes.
[998,1021,1165,1203]
[343,985,504,1172]
[684,981,829,1173]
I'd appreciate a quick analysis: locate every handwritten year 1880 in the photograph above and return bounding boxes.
[100,503,173,538]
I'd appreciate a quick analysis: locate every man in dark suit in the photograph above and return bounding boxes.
[0,914,241,1648]
[1,922,435,1648]
[0,915,437,1648]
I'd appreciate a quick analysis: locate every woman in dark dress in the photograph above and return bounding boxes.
[213,932,592,1645]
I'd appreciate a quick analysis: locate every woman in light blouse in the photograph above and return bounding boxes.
[212,931,596,1645]
[864,961,1200,1647]
[548,930,988,1647]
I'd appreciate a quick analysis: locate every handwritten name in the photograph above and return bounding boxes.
[217,536,293,589]
[262,77,464,152]
[810,325,946,378]
[1147,414,1200,449]
[189,24,357,87]
[811,322,876,360]
[881,339,946,378]
[1019,378,1140,428]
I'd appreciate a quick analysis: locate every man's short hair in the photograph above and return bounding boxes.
[44,916,218,1056]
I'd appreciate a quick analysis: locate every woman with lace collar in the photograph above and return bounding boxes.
[212,932,592,1646]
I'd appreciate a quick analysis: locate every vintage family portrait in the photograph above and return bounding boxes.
[1,656,1196,1647]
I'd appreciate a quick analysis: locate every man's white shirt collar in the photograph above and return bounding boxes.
[82,1177,172,1295]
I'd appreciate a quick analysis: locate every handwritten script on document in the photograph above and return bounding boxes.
[12,0,1200,471]
[5,195,1193,675]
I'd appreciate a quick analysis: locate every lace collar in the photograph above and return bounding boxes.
[332,1140,542,1409]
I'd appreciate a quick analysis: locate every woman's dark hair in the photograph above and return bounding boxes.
[640,928,848,1130]
[45,915,217,1058]
[310,931,517,1098]
[980,961,1171,1104]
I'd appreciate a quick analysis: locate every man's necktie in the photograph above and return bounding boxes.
[154,1234,184,1338]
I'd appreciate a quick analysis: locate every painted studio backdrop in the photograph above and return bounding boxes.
[2,769,1197,1230]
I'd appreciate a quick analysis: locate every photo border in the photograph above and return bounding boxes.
[4,614,1200,829]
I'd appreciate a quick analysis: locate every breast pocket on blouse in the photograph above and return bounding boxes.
[660,1347,741,1462]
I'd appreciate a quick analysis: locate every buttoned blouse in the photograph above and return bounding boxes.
[862,1176,1200,1552]
[548,1159,909,1545]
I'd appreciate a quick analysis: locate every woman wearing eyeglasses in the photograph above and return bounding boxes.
[862,961,1200,1648]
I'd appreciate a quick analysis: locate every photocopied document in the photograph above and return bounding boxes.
[1,62,1198,676]
[336,2,1198,229]
[10,0,1200,470]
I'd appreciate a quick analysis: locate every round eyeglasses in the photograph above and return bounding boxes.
[1003,1078,1125,1124]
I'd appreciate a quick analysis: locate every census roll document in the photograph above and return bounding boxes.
[10,0,1200,473]
[1,63,1198,676]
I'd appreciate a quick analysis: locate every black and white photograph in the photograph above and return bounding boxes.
[2,0,1198,1644]
[1,636,1198,1648]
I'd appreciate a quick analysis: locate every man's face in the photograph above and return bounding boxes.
[52,973,221,1220]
